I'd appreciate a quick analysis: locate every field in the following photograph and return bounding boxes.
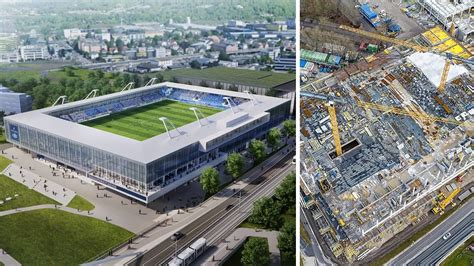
[0,174,59,211]
[160,67,295,88]
[441,236,474,266]
[82,100,221,141]
[0,209,134,265]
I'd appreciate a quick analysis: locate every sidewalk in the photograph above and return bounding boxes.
[104,146,294,265]
[0,249,21,266]
[197,228,281,266]
[2,163,76,205]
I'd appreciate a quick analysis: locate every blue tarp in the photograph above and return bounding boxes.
[388,24,401,32]
[300,59,308,68]
[360,4,377,19]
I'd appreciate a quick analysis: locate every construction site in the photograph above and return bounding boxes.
[300,5,474,263]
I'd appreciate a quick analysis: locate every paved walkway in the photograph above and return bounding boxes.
[104,146,294,265]
[197,228,281,265]
[0,249,21,266]
[2,163,76,205]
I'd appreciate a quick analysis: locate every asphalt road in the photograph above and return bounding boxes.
[389,198,474,266]
[300,204,334,266]
[128,152,295,266]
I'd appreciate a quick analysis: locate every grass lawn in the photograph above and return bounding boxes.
[0,175,59,211]
[160,67,295,88]
[82,99,221,141]
[370,194,474,266]
[67,195,95,211]
[0,209,134,265]
[0,156,12,171]
[441,236,474,266]
[0,130,6,144]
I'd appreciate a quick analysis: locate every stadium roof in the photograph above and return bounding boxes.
[6,82,289,164]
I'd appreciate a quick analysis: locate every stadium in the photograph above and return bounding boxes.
[4,82,290,203]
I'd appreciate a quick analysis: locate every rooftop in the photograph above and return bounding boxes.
[6,82,288,164]
[161,67,295,89]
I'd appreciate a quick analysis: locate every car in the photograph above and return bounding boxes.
[443,232,451,240]
[171,231,185,241]
[225,204,234,211]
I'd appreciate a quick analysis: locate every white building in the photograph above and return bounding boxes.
[63,28,85,40]
[19,45,50,61]
[417,0,473,41]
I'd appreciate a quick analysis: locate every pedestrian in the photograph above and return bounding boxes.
[96,194,98,198]
[139,209,141,214]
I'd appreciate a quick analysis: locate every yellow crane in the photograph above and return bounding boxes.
[432,187,461,215]
[438,59,451,93]
[354,98,473,127]
[338,25,474,93]
[339,25,431,52]
[327,101,343,157]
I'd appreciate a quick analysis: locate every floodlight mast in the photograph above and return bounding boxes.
[52,96,67,106]
[84,89,99,100]
[159,117,179,139]
[144,78,158,87]
[244,90,257,105]
[189,107,209,126]
[223,97,238,113]
[121,82,135,92]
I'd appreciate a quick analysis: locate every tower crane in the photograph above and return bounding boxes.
[327,101,343,157]
[339,25,474,93]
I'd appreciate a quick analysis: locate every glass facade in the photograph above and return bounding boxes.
[4,96,290,198]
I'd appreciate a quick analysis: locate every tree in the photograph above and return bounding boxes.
[249,139,266,164]
[199,80,208,87]
[226,152,244,179]
[228,84,238,92]
[65,68,75,77]
[277,222,296,263]
[218,51,230,61]
[267,127,281,151]
[155,73,164,82]
[115,38,125,52]
[241,237,270,266]
[96,69,105,79]
[249,197,282,229]
[265,88,278,97]
[282,120,296,137]
[190,60,201,69]
[275,172,296,210]
[199,167,220,196]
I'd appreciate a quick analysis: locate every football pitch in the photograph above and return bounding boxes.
[82,100,221,141]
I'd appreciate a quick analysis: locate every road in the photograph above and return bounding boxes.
[389,198,474,266]
[300,203,334,266]
[128,152,295,266]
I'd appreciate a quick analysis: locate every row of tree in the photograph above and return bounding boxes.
[241,172,296,265]
[0,68,169,110]
[198,120,295,197]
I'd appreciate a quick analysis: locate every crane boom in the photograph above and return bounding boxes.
[327,101,343,157]
[339,25,431,52]
[438,59,451,93]
[355,98,473,127]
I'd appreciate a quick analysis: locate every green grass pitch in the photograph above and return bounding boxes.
[81,100,221,141]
